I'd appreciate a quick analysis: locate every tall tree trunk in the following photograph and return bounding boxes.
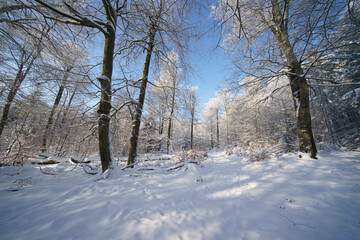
[48,90,68,149]
[296,69,318,158]
[166,114,173,154]
[127,27,156,166]
[259,0,317,158]
[286,59,317,158]
[284,48,317,158]
[210,120,214,149]
[0,53,37,140]
[216,108,220,148]
[159,108,165,135]
[224,105,230,145]
[98,27,116,173]
[56,85,77,153]
[41,67,71,152]
[57,110,78,156]
[272,21,317,158]
[166,83,176,154]
[190,111,194,149]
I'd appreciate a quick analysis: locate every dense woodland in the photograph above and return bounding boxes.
[0,0,359,172]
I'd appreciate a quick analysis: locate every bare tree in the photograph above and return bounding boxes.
[211,0,349,158]
[126,0,193,165]
[183,85,200,149]
[0,3,50,141]
[33,0,128,173]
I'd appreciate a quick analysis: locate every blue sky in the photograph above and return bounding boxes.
[190,44,229,105]
[186,1,232,106]
[87,2,231,107]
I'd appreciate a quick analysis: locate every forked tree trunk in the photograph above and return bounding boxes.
[41,67,71,152]
[127,26,156,166]
[266,0,317,159]
[274,25,317,158]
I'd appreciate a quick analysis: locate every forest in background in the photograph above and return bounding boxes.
[0,0,359,171]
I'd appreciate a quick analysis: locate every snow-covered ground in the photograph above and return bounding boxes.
[0,151,360,240]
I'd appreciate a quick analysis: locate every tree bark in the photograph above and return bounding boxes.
[32,0,119,173]
[166,80,176,154]
[190,110,194,149]
[166,112,173,154]
[268,0,317,158]
[127,26,156,166]
[98,26,116,173]
[286,58,317,159]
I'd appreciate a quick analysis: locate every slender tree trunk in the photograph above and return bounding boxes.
[166,83,176,154]
[48,90,68,149]
[316,83,337,146]
[166,114,173,154]
[210,120,214,149]
[216,109,220,148]
[41,67,71,152]
[190,111,194,149]
[159,108,164,135]
[57,110,78,156]
[224,105,230,145]
[127,26,156,166]
[0,54,37,140]
[56,86,77,153]
[98,26,116,173]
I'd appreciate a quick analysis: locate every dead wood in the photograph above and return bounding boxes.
[37,160,60,165]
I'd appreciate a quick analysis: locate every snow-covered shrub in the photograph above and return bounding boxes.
[247,150,270,162]
[173,149,208,164]
[226,145,280,162]
[227,145,248,157]
[224,147,233,155]
[0,153,29,166]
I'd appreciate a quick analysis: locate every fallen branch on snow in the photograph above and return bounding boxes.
[37,160,60,165]
[70,158,91,164]
[121,161,139,170]
[167,163,185,171]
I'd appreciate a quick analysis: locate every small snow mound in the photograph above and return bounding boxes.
[102,169,111,179]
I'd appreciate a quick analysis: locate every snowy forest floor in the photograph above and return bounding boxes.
[0,151,360,240]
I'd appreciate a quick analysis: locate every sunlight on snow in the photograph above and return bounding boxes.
[207,182,258,200]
